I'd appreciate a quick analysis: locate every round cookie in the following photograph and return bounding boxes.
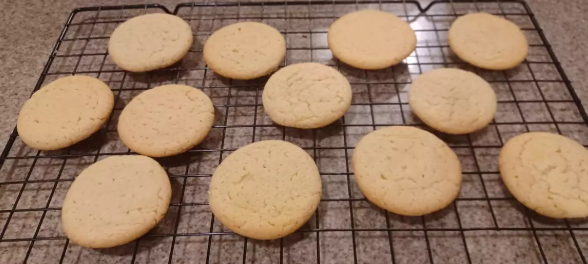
[262,63,352,129]
[408,68,497,135]
[448,13,528,70]
[118,84,214,157]
[108,13,193,72]
[204,22,286,80]
[499,132,588,218]
[328,10,417,70]
[62,155,171,248]
[352,126,462,216]
[209,140,321,240]
[17,76,114,151]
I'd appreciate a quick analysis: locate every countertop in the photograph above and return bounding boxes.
[1,0,588,263]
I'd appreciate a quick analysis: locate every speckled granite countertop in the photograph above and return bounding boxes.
[1,0,588,263]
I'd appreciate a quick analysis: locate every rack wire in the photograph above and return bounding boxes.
[1,0,588,263]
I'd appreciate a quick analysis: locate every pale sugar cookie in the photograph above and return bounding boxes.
[17,75,114,150]
[108,13,193,72]
[62,155,171,248]
[204,22,286,79]
[209,140,321,240]
[262,63,352,129]
[500,132,588,218]
[353,126,461,216]
[328,10,416,70]
[448,13,528,70]
[408,68,497,134]
[117,84,214,157]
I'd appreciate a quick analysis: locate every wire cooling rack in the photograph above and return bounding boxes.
[2,0,588,263]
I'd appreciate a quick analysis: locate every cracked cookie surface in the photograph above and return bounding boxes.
[62,155,171,248]
[118,84,214,157]
[499,132,588,218]
[108,13,193,72]
[204,22,286,80]
[352,126,462,216]
[409,68,496,135]
[449,13,528,70]
[209,140,321,240]
[17,75,114,150]
[262,63,352,129]
[328,10,416,70]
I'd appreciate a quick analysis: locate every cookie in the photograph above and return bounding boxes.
[352,126,462,216]
[204,22,286,80]
[408,68,497,134]
[328,10,417,70]
[209,140,321,240]
[17,76,114,150]
[62,155,171,248]
[262,63,352,129]
[499,132,588,218]
[448,13,528,70]
[118,84,215,157]
[109,13,193,72]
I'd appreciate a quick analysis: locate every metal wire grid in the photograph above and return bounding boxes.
[1,0,588,263]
